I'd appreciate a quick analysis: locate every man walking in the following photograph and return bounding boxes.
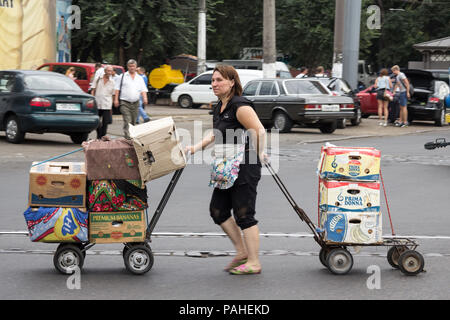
[114,59,148,139]
[92,65,115,139]
[137,66,151,123]
[391,65,410,127]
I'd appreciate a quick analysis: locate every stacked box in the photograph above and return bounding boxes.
[318,146,380,181]
[89,210,147,244]
[129,117,187,183]
[29,162,86,208]
[318,146,382,245]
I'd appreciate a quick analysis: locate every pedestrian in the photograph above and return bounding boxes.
[91,65,115,139]
[296,67,309,78]
[137,66,151,123]
[374,68,392,126]
[391,65,411,127]
[89,63,104,93]
[113,59,148,139]
[314,66,326,77]
[65,67,77,80]
[185,64,267,275]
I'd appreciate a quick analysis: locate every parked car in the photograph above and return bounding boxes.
[357,69,450,126]
[0,70,99,144]
[36,62,125,93]
[315,77,362,127]
[171,69,263,108]
[406,69,450,126]
[242,78,355,134]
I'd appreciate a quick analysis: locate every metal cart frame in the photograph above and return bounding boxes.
[265,162,425,276]
[53,169,184,275]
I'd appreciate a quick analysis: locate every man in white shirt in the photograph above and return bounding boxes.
[92,65,115,139]
[114,59,148,139]
[295,67,308,78]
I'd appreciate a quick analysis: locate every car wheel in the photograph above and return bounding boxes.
[5,115,25,144]
[319,121,337,134]
[337,119,346,129]
[70,133,89,144]
[178,95,193,108]
[272,111,293,133]
[351,108,361,126]
[435,107,446,127]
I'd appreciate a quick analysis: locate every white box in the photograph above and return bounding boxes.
[319,179,380,214]
[320,211,383,245]
[129,117,186,182]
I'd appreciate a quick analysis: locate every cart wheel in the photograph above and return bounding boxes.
[319,248,329,267]
[398,250,424,276]
[387,246,406,269]
[53,244,84,275]
[326,248,353,275]
[123,243,154,275]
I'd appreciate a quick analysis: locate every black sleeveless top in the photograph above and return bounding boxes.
[212,96,261,185]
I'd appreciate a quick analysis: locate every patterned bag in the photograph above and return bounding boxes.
[88,180,148,212]
[24,207,88,243]
[209,144,245,189]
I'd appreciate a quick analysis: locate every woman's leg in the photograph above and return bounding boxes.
[377,99,383,121]
[383,101,389,124]
[220,217,248,260]
[242,225,261,270]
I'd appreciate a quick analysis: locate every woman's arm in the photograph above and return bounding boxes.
[185,131,215,154]
[236,105,267,162]
[374,77,379,88]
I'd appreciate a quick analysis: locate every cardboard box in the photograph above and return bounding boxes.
[320,211,383,245]
[318,146,381,181]
[29,162,86,208]
[319,179,380,213]
[89,210,146,244]
[129,117,186,183]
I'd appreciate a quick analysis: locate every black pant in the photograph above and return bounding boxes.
[209,182,259,230]
[97,109,112,139]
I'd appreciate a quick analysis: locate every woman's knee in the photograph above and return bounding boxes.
[209,206,230,225]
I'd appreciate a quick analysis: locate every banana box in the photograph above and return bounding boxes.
[318,146,381,181]
[320,212,382,245]
[319,179,380,214]
[89,210,146,244]
[29,162,86,208]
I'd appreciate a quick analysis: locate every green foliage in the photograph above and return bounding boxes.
[71,0,450,73]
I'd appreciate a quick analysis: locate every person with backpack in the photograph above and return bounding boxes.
[391,65,411,127]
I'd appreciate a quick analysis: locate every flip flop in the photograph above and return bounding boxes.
[229,264,262,275]
[224,258,248,272]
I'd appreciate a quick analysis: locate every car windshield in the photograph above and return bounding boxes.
[24,74,82,91]
[284,80,329,95]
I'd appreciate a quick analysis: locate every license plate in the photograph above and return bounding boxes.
[322,104,339,112]
[56,103,81,111]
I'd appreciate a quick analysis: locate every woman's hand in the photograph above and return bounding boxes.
[259,152,269,165]
[184,145,195,155]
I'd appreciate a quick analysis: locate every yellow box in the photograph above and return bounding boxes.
[29,162,86,208]
[89,210,146,244]
[318,146,381,181]
[445,113,450,123]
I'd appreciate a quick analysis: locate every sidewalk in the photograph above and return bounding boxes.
[109,104,450,142]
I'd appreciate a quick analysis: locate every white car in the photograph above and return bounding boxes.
[170,69,263,108]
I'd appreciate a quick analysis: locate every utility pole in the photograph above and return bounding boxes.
[332,0,345,78]
[342,0,361,89]
[197,0,207,75]
[263,0,276,78]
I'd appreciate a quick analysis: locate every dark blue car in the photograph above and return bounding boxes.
[0,70,99,144]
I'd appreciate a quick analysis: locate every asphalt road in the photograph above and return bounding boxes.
[0,110,449,300]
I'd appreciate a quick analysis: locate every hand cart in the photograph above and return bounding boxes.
[265,162,425,276]
[53,168,184,275]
